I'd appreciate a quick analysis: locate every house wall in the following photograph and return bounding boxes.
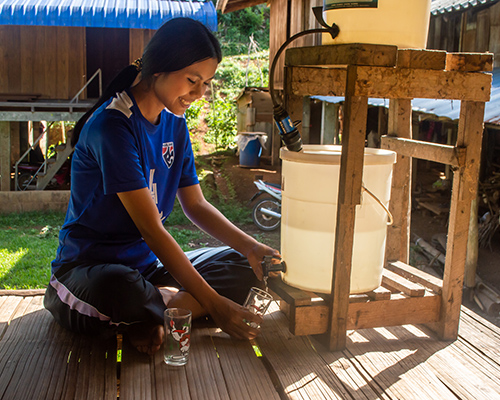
[0,25,156,102]
[0,26,86,100]
[428,2,500,68]
[0,190,70,214]
[129,29,156,63]
[488,2,500,68]
[0,26,156,191]
[269,0,322,90]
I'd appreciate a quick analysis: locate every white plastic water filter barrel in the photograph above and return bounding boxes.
[322,0,431,49]
[280,145,397,294]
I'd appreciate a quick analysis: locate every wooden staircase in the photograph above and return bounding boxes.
[36,142,73,190]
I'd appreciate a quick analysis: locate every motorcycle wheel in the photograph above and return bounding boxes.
[17,172,34,191]
[252,198,281,231]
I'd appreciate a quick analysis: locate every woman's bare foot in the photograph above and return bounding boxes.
[127,323,164,356]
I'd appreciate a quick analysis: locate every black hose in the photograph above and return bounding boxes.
[269,27,338,107]
[269,16,339,152]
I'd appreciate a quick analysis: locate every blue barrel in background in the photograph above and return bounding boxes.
[238,133,262,167]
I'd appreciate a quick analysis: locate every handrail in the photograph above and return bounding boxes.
[70,68,102,104]
[12,69,101,190]
[14,122,54,191]
[0,101,92,109]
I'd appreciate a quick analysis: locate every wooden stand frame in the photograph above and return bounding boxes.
[269,44,492,351]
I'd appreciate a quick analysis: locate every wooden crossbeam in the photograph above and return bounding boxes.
[446,52,494,72]
[366,286,392,300]
[269,265,443,336]
[347,292,441,330]
[290,66,492,101]
[288,292,441,335]
[0,289,46,296]
[285,43,397,68]
[386,261,443,294]
[382,269,426,297]
[380,136,466,167]
[397,49,447,70]
[269,278,322,307]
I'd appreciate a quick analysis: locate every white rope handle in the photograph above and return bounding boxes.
[361,184,394,226]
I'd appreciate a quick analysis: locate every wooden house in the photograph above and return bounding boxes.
[0,0,217,192]
[217,0,500,158]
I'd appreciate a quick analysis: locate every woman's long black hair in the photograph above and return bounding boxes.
[71,18,222,147]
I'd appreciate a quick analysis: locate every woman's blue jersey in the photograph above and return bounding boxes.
[52,90,199,273]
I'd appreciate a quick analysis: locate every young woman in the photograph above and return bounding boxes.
[44,18,280,355]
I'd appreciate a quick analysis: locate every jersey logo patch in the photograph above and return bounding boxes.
[162,142,175,168]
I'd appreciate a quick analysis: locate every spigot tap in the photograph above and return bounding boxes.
[261,255,287,278]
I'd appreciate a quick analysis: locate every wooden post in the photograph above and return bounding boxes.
[321,101,336,145]
[324,65,368,350]
[334,104,341,144]
[302,96,311,144]
[465,197,479,288]
[385,99,412,264]
[378,106,387,137]
[439,100,484,340]
[0,122,11,192]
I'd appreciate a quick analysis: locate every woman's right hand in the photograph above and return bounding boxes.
[208,295,262,340]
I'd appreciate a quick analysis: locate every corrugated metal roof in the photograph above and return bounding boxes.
[430,0,500,15]
[0,0,217,31]
[312,69,500,125]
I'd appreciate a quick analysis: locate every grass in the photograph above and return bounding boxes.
[0,211,64,289]
[0,199,249,290]
[0,211,215,289]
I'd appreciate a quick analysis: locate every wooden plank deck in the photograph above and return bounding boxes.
[0,292,499,399]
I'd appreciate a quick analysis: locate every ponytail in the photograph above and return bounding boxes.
[71,63,141,147]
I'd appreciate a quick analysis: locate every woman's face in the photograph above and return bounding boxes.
[152,57,218,116]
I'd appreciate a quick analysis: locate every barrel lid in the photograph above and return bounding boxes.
[280,145,396,165]
[239,131,267,136]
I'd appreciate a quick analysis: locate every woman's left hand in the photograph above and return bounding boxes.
[246,242,281,281]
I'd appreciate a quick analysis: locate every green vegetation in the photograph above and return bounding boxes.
[188,51,269,151]
[185,99,208,132]
[205,97,238,150]
[216,5,270,57]
[214,51,269,99]
[184,51,269,152]
[185,7,271,152]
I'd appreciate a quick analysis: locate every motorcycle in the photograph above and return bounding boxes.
[249,179,282,231]
[16,160,71,191]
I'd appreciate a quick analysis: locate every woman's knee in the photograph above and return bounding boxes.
[87,264,144,294]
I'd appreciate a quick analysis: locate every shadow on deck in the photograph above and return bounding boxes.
[0,291,499,399]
